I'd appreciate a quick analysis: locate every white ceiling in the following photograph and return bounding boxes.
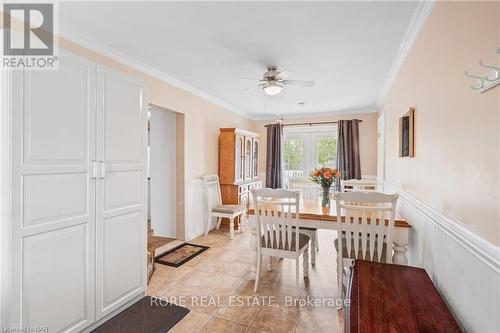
[60,1,423,119]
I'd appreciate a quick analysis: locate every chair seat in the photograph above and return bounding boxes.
[212,205,245,214]
[262,231,310,251]
[334,237,387,263]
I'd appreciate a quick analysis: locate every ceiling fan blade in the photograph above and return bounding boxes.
[240,77,262,81]
[239,83,263,93]
[282,79,315,87]
[276,69,296,79]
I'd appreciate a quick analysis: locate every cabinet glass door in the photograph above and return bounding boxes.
[236,136,244,181]
[245,138,252,179]
[253,139,259,178]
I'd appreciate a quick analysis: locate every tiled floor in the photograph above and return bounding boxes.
[147,228,343,333]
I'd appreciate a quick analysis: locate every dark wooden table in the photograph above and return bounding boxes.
[348,260,462,333]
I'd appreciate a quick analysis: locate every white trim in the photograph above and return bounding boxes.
[0,68,12,326]
[252,107,377,121]
[59,32,253,120]
[384,181,500,274]
[376,1,436,108]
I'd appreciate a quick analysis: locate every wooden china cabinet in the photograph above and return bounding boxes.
[219,128,263,228]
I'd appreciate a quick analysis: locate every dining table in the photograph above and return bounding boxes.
[246,197,411,278]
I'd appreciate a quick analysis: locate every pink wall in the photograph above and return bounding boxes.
[379,1,500,245]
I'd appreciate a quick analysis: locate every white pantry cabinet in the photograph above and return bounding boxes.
[2,50,148,332]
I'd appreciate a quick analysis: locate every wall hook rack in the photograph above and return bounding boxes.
[465,48,500,93]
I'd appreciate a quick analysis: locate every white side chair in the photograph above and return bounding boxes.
[202,175,246,239]
[334,191,399,299]
[341,179,378,192]
[288,178,320,258]
[252,188,310,292]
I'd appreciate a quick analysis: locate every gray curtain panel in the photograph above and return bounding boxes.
[265,123,283,189]
[337,120,361,181]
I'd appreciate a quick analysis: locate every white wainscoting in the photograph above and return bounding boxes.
[383,182,500,333]
[185,179,213,241]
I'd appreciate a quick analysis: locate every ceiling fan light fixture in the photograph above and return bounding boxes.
[263,83,283,96]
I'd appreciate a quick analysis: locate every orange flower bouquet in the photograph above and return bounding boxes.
[309,167,341,207]
[309,167,341,188]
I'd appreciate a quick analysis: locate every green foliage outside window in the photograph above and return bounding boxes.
[284,138,303,170]
[317,137,337,167]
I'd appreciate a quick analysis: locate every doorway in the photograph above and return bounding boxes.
[147,105,184,255]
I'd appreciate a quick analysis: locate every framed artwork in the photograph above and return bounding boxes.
[399,107,415,158]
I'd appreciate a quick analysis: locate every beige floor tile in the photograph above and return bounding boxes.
[246,328,270,333]
[295,307,342,333]
[251,306,301,333]
[235,279,276,297]
[168,311,211,333]
[200,317,248,333]
[146,228,341,333]
[215,301,262,326]
[182,269,245,295]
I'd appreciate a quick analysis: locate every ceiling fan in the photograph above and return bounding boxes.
[240,66,315,96]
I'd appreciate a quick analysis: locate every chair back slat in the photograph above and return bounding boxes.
[335,191,398,263]
[202,175,222,211]
[341,179,378,192]
[252,188,301,254]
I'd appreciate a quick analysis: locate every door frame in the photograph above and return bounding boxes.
[148,104,186,241]
[377,112,386,182]
[1,67,12,326]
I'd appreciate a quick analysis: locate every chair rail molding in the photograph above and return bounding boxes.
[383,181,500,272]
[383,181,500,333]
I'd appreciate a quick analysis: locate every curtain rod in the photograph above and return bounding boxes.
[264,120,363,128]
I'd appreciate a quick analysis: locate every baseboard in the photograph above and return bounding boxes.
[383,181,500,332]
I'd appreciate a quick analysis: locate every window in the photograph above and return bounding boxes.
[283,136,305,179]
[283,125,337,186]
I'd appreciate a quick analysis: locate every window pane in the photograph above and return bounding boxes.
[317,137,337,167]
[283,137,305,179]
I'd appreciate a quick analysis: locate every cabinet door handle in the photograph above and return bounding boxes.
[90,160,97,179]
[98,160,105,179]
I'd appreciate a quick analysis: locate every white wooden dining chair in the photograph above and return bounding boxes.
[252,188,310,292]
[288,178,320,255]
[334,191,399,299]
[202,175,246,239]
[341,179,378,192]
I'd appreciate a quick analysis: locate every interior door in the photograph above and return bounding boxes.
[9,50,96,332]
[95,66,147,319]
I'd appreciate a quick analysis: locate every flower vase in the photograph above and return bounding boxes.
[321,185,331,208]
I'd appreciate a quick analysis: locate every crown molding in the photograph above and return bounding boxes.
[58,31,253,120]
[376,0,436,109]
[251,106,377,121]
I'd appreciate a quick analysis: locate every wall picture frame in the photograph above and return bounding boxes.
[399,107,415,158]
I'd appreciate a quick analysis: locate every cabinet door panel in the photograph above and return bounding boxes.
[9,50,96,332]
[101,212,143,309]
[95,66,147,319]
[22,225,89,331]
